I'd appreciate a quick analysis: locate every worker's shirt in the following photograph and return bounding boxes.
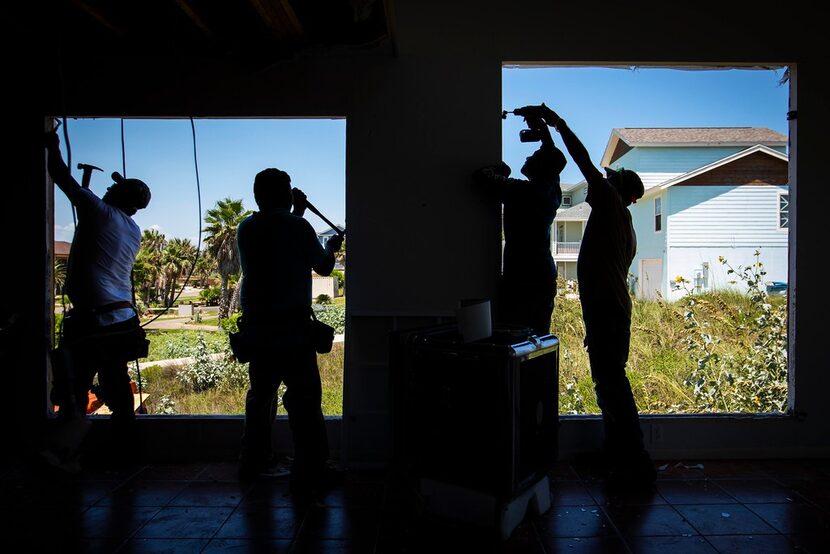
[577,175,636,322]
[65,188,141,326]
[472,168,561,294]
[237,208,333,321]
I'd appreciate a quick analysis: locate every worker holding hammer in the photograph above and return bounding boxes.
[41,130,151,472]
[235,168,344,499]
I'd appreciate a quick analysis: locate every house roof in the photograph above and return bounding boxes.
[556,145,787,220]
[55,240,71,258]
[602,127,787,166]
[643,144,788,199]
[555,202,592,221]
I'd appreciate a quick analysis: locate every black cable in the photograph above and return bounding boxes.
[121,119,126,177]
[140,117,204,328]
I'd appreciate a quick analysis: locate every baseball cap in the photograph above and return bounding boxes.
[112,172,151,209]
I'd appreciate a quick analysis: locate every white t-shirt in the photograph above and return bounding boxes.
[65,188,141,326]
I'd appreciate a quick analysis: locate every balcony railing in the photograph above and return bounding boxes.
[552,241,581,255]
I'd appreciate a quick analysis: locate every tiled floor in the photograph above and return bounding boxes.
[1,457,828,552]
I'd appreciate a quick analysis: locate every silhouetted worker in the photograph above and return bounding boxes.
[236,168,344,498]
[543,105,656,486]
[42,130,151,471]
[472,105,567,337]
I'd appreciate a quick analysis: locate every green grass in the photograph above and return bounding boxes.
[132,287,786,417]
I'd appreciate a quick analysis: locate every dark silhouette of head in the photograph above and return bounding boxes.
[521,144,567,181]
[605,167,644,206]
[254,168,292,210]
[103,172,151,215]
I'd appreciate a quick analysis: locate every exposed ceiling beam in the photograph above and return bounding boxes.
[174,0,215,38]
[248,0,304,39]
[71,0,123,34]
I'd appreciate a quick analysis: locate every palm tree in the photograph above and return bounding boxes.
[161,238,196,306]
[54,259,66,297]
[203,198,251,319]
[137,229,166,305]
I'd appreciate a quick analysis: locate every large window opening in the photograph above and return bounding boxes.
[502,65,790,416]
[51,117,347,416]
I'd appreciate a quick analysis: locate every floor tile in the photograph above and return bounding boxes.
[674,504,778,536]
[745,502,830,535]
[705,534,798,553]
[714,479,800,504]
[604,504,698,537]
[297,507,380,541]
[541,536,628,553]
[783,479,830,509]
[626,535,717,553]
[118,538,209,553]
[133,463,207,481]
[550,480,596,506]
[97,479,189,507]
[135,506,234,539]
[201,538,293,553]
[536,505,617,538]
[215,507,303,539]
[168,481,252,507]
[81,505,162,538]
[657,480,735,504]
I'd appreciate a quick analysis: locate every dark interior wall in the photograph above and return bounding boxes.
[4,1,827,463]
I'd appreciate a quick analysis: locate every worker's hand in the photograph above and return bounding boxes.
[44,130,60,150]
[292,187,308,212]
[326,234,344,253]
[541,103,561,127]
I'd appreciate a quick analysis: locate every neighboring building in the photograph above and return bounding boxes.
[552,127,789,301]
[54,240,71,263]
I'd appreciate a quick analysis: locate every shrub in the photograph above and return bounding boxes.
[199,286,221,306]
[331,269,345,289]
[314,304,345,334]
[315,294,332,305]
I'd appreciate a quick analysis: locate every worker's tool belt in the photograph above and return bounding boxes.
[229,308,334,363]
[59,307,149,361]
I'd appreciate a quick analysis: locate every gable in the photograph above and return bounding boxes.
[678,152,788,187]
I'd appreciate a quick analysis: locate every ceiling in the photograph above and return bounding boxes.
[13,0,393,62]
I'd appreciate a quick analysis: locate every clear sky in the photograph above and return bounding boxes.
[54,65,789,243]
[501,66,789,186]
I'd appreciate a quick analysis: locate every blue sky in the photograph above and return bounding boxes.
[502,66,789,186]
[55,66,789,243]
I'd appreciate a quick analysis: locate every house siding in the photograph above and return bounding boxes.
[630,192,667,297]
[615,146,785,174]
[662,185,788,301]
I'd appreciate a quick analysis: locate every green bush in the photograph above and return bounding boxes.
[199,286,221,306]
[331,269,345,289]
[315,294,332,305]
[314,305,345,334]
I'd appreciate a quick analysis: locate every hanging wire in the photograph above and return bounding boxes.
[140,117,204,328]
[121,118,127,177]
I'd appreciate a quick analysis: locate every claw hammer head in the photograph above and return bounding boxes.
[77,163,103,188]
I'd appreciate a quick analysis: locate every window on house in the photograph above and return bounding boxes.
[562,195,572,207]
[654,197,663,232]
[779,192,789,229]
[50,117,347,417]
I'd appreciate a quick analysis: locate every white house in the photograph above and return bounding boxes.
[553,127,789,301]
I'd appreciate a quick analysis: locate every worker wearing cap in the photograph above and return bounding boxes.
[542,106,656,488]
[42,130,151,471]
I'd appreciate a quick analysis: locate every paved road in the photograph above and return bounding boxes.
[141,317,221,331]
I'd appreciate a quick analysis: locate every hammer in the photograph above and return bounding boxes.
[77,163,103,189]
[305,200,345,237]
